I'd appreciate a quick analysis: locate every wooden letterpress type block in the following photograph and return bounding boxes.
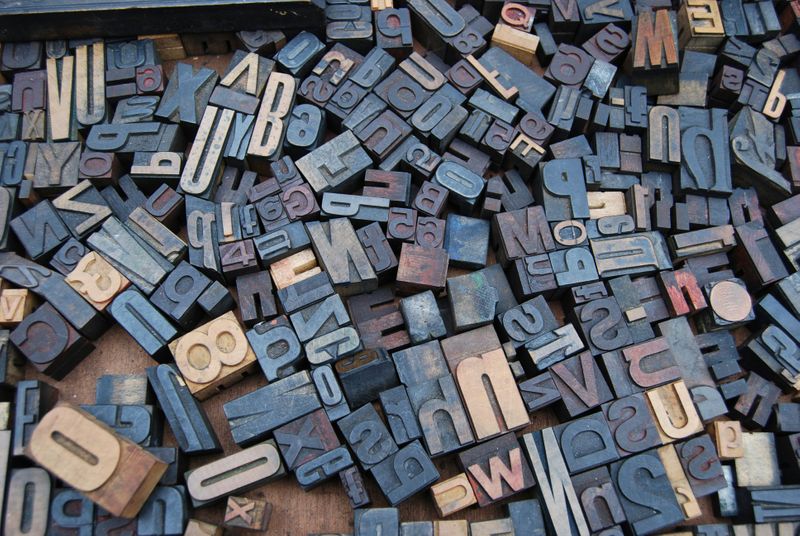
[610,450,684,534]
[550,351,613,418]
[178,106,234,200]
[709,421,743,461]
[396,243,448,295]
[407,374,474,457]
[100,175,147,222]
[458,432,534,506]
[499,296,559,351]
[222,371,320,447]
[236,271,278,328]
[13,380,58,458]
[446,271,499,331]
[11,70,46,113]
[732,372,781,429]
[657,444,702,521]
[219,239,259,283]
[0,141,26,189]
[734,432,779,488]
[415,217,445,249]
[135,486,188,536]
[269,248,321,290]
[620,337,681,391]
[275,409,340,471]
[523,324,584,372]
[399,292,446,346]
[729,107,789,202]
[26,403,166,518]
[675,434,726,497]
[4,467,51,536]
[187,441,285,506]
[87,216,169,295]
[223,496,271,531]
[348,287,408,352]
[169,311,256,401]
[520,429,590,535]
[338,402,398,470]
[11,303,93,380]
[146,364,220,455]
[574,297,632,356]
[10,200,69,261]
[277,271,333,316]
[109,289,177,361]
[380,385,421,446]
[387,207,417,244]
[733,222,789,288]
[340,465,370,509]
[77,151,119,188]
[289,293,349,344]
[572,467,626,532]
[149,261,209,331]
[312,365,350,422]
[0,289,35,327]
[65,252,130,311]
[354,508,399,536]
[45,57,76,141]
[184,519,223,536]
[297,131,370,195]
[431,473,477,517]
[441,328,529,440]
[130,151,182,189]
[112,95,160,124]
[646,381,704,442]
[443,214,489,269]
[555,413,619,475]
[392,340,449,389]
[126,207,186,265]
[80,404,162,447]
[370,440,439,506]
[246,316,302,380]
[154,63,217,127]
[49,488,95,536]
[375,8,414,58]
[363,169,411,206]
[335,348,399,408]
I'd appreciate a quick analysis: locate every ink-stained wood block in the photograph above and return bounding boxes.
[550,351,613,418]
[275,407,340,472]
[392,340,449,388]
[443,214,489,269]
[602,392,662,457]
[430,473,477,517]
[675,434,726,497]
[223,496,272,531]
[348,287,409,353]
[4,467,51,536]
[169,311,257,401]
[340,465,370,509]
[459,432,534,507]
[186,440,285,506]
[354,508,399,536]
[571,466,626,532]
[446,271,498,332]
[371,440,439,506]
[574,297,632,356]
[610,450,683,535]
[80,403,162,447]
[335,348,399,408]
[25,403,166,518]
[295,445,354,491]
[307,218,377,296]
[357,222,399,280]
[520,428,590,535]
[396,243,448,295]
[656,444,703,523]
[379,385,420,446]
[491,208,555,269]
[399,292,446,346]
[184,519,223,536]
[224,371,321,446]
[709,421,743,461]
[10,199,70,261]
[407,374,474,457]
[13,380,58,458]
[732,372,781,429]
[11,302,94,380]
[555,413,619,475]
[415,217,445,249]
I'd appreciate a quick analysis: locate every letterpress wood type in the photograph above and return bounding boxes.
[13,380,57,458]
[354,508,399,536]
[155,63,217,128]
[48,487,95,536]
[223,496,271,531]
[274,408,340,472]
[9,199,69,261]
[571,466,626,533]
[524,324,585,372]
[4,467,51,536]
[520,428,590,536]
[146,364,221,455]
[186,440,285,507]
[297,131,371,195]
[549,351,613,418]
[87,216,168,295]
[312,364,350,422]
[396,243,448,295]
[646,380,704,442]
[379,385,421,446]
[46,56,76,141]
[458,431,534,506]
[430,473,477,517]
[574,297,633,356]
[372,441,437,506]
[0,289,35,327]
[25,403,166,518]
[169,311,256,400]
[441,327,529,439]
[399,293,447,345]
[407,374,474,457]
[223,371,321,446]
[675,433,725,498]
[340,463,370,509]
[10,302,94,379]
[109,289,177,360]
[65,251,130,312]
